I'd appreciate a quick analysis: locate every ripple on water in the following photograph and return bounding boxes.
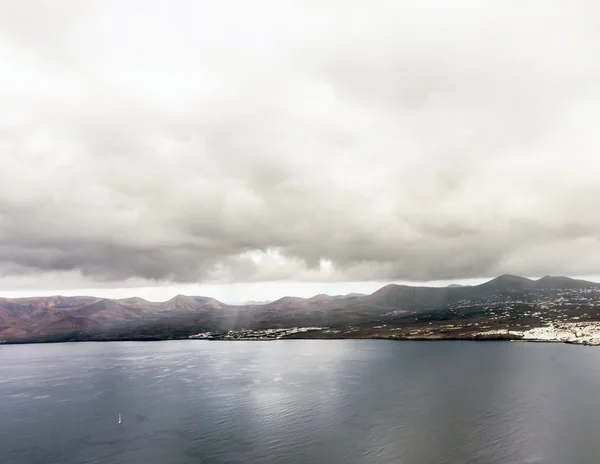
[1,340,600,464]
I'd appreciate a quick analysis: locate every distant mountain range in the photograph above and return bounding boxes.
[2,275,600,344]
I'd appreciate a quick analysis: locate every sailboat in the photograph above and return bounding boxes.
[118,413,122,424]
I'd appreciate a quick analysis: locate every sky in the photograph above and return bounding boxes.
[1,0,600,303]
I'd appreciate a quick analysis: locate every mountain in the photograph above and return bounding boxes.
[477,274,537,292]
[2,275,600,344]
[535,275,598,289]
[160,294,219,312]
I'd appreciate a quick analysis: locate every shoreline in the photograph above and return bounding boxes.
[1,335,597,346]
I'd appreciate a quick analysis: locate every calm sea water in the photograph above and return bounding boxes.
[1,340,600,463]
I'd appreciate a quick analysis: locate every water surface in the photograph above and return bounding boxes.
[1,340,599,463]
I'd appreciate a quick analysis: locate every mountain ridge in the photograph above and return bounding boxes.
[1,275,600,344]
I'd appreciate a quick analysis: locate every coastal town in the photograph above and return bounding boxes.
[378,287,600,344]
[446,287,600,317]
[189,327,327,341]
[473,322,600,346]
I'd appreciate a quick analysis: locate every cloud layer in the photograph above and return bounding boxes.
[1,0,600,288]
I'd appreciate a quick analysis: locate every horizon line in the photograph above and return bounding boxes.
[0,274,597,305]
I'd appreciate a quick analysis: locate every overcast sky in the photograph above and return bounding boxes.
[1,0,600,303]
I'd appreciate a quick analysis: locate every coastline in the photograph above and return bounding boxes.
[2,334,598,346]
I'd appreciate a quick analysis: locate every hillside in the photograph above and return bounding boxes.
[2,275,600,344]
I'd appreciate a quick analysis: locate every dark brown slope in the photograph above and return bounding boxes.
[0,293,227,342]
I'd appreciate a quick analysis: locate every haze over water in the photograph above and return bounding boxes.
[1,340,600,463]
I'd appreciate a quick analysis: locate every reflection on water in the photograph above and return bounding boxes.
[1,340,600,463]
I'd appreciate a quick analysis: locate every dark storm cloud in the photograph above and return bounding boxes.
[1,0,600,288]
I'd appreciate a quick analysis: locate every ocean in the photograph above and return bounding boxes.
[1,340,599,463]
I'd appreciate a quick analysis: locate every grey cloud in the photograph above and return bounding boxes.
[1,0,600,288]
